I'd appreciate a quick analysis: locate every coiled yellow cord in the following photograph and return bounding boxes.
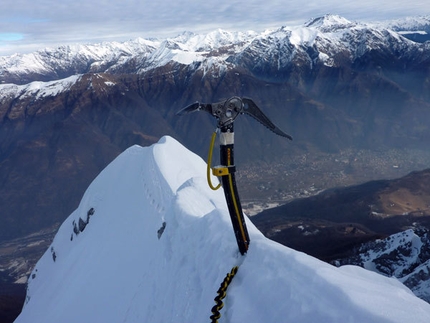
[210,266,239,322]
[207,131,221,190]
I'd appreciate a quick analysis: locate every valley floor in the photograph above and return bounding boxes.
[240,147,430,214]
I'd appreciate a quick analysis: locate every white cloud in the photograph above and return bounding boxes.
[0,0,429,56]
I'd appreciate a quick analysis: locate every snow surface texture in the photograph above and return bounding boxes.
[15,136,430,323]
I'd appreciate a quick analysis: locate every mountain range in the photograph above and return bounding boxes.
[1,12,430,316]
[1,14,430,244]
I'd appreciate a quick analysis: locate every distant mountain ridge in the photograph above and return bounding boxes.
[1,14,430,242]
[1,14,430,85]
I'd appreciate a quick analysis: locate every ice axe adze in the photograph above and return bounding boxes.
[176,96,292,255]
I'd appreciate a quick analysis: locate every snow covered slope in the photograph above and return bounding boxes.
[0,75,81,104]
[334,229,430,303]
[14,136,430,323]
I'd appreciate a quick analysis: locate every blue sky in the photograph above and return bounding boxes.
[0,0,429,56]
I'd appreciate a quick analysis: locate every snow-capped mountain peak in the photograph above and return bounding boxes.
[13,136,430,323]
[304,14,356,30]
[378,15,430,32]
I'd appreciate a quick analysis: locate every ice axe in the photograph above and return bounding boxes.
[176,96,292,255]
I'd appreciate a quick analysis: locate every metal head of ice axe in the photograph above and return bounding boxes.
[176,96,292,139]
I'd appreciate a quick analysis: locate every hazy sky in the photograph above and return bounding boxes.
[1,0,429,56]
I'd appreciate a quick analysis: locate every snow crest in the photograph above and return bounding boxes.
[0,75,81,103]
[14,136,430,323]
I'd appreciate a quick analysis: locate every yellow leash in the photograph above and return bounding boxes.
[207,131,221,191]
[226,170,248,252]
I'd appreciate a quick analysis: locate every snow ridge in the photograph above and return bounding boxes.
[14,136,430,323]
[377,16,430,33]
[0,75,81,104]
